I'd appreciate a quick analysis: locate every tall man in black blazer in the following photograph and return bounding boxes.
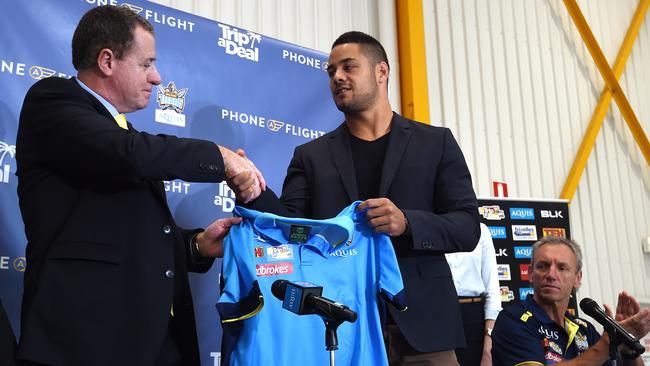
[15,6,264,366]
[236,31,480,365]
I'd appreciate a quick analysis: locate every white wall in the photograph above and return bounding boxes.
[423,0,650,308]
[151,0,650,307]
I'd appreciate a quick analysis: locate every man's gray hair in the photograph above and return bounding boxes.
[531,236,583,272]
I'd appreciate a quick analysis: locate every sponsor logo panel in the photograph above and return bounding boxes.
[500,286,514,302]
[519,287,534,299]
[512,225,538,241]
[514,246,532,259]
[0,256,26,272]
[164,180,190,195]
[520,264,530,281]
[155,81,187,127]
[281,49,328,72]
[213,182,235,212]
[541,210,564,219]
[542,228,566,238]
[488,226,506,239]
[478,205,505,220]
[509,207,535,220]
[495,248,508,257]
[497,264,511,281]
[88,2,197,32]
[221,108,325,140]
[217,24,260,62]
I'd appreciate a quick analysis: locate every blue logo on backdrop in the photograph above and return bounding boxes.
[489,226,507,239]
[514,246,533,259]
[519,288,534,299]
[510,207,535,220]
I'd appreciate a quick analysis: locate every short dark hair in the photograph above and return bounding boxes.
[331,31,389,70]
[72,5,154,70]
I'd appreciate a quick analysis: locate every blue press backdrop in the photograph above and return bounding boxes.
[0,1,343,364]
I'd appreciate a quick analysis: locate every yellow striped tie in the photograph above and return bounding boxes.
[114,114,128,130]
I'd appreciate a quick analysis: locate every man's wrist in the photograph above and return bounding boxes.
[191,232,206,259]
[400,210,411,236]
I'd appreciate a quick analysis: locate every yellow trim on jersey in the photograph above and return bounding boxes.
[221,295,264,323]
[514,362,544,366]
[520,311,533,322]
[564,317,580,353]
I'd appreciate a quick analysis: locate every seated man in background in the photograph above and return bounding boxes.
[491,236,650,365]
[446,223,501,365]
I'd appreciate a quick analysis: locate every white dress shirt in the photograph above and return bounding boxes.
[445,223,502,320]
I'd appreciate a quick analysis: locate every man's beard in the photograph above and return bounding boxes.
[334,84,378,114]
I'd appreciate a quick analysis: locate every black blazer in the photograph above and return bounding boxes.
[15,77,226,366]
[249,113,480,352]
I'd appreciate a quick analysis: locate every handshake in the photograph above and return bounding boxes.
[219,146,266,203]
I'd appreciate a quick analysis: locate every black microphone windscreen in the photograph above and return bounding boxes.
[579,298,599,314]
[271,280,288,301]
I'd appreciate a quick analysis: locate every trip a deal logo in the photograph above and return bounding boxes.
[217,24,261,62]
[155,81,188,127]
[0,141,16,184]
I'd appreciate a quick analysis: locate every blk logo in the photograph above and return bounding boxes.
[541,210,563,219]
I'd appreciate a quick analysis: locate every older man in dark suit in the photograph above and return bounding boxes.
[235,31,480,365]
[15,6,263,366]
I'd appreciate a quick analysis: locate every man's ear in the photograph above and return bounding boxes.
[96,48,115,76]
[574,270,583,290]
[376,61,389,85]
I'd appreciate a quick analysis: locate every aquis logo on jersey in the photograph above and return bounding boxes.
[217,24,261,62]
[0,141,16,184]
[155,81,188,127]
[478,205,505,220]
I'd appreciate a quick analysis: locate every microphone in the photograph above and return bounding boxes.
[579,298,645,355]
[271,279,357,323]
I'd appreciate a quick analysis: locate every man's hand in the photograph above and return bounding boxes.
[219,147,266,203]
[195,217,242,258]
[606,291,650,340]
[357,198,408,237]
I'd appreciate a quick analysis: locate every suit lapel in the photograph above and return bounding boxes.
[328,123,359,201]
[379,113,412,196]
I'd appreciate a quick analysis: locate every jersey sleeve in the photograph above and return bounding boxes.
[376,233,407,311]
[492,309,545,366]
[217,221,264,323]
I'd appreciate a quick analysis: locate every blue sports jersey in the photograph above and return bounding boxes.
[492,294,611,365]
[217,201,407,366]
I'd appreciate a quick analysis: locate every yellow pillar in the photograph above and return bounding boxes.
[396,0,430,124]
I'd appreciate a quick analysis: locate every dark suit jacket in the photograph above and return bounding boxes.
[249,113,480,352]
[15,77,226,366]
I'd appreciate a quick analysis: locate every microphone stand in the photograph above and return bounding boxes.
[322,317,343,366]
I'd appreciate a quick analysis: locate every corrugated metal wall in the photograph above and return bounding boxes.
[424,0,650,308]
[151,0,650,307]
